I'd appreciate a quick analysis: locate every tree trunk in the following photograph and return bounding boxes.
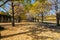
[41,13,44,23]
[12,2,15,26]
[56,14,59,26]
[55,0,59,26]
[18,17,21,22]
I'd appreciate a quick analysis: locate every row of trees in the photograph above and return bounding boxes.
[0,0,59,26]
[9,0,51,21]
[0,0,59,38]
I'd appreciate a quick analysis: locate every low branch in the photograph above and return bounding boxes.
[0,0,9,7]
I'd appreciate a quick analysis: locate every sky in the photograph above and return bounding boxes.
[48,0,60,15]
[0,0,35,12]
[0,0,60,15]
[31,0,35,3]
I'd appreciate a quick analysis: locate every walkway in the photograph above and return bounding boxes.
[1,22,60,40]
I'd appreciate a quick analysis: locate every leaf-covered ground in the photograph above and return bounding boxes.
[1,22,60,40]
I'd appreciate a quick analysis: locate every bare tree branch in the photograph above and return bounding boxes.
[0,0,9,7]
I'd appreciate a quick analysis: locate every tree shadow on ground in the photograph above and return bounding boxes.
[1,22,60,40]
[0,26,6,31]
[1,26,47,38]
[38,22,60,33]
[26,25,59,40]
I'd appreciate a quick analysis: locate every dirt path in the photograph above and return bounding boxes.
[1,22,60,40]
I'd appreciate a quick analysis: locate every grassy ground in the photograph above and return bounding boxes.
[0,22,60,40]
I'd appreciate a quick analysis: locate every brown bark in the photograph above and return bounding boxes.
[12,2,15,26]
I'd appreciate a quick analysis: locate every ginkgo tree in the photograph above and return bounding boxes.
[9,2,25,21]
[29,0,52,22]
[0,0,52,26]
